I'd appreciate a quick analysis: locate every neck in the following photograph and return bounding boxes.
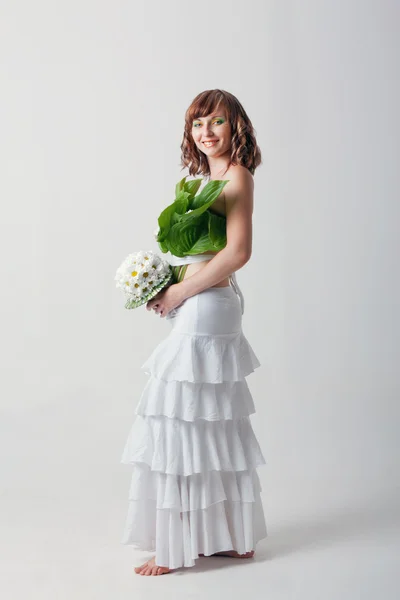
[207,151,231,180]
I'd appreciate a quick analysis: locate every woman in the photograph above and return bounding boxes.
[120,89,267,576]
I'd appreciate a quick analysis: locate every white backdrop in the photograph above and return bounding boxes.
[1,1,399,598]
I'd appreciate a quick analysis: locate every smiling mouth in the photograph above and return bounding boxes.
[203,140,218,147]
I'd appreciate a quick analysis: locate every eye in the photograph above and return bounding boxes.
[213,119,224,125]
[193,122,201,128]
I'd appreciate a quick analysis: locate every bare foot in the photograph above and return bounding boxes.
[134,557,171,576]
[199,550,255,559]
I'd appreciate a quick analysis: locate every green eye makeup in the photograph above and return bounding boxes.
[192,118,225,127]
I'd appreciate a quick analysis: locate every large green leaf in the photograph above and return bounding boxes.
[184,178,203,207]
[180,182,229,231]
[174,191,190,213]
[190,179,229,211]
[175,176,187,197]
[158,238,169,253]
[176,176,203,200]
[167,213,209,256]
[157,203,177,242]
[170,191,190,226]
[156,177,229,256]
[208,211,227,249]
[157,191,190,241]
[189,231,214,254]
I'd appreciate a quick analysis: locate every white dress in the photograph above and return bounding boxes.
[120,254,267,569]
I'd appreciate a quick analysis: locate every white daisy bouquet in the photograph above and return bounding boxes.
[115,250,173,309]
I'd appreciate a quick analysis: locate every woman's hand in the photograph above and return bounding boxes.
[146,284,186,318]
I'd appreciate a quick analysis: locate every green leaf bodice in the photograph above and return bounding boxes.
[156,177,228,257]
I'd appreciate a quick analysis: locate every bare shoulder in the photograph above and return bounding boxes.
[223,165,254,208]
[224,165,253,197]
[225,164,254,188]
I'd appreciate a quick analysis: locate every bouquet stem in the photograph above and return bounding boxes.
[171,265,189,284]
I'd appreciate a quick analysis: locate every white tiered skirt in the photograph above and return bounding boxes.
[120,284,267,569]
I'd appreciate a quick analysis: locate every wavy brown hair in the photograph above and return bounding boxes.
[180,89,262,177]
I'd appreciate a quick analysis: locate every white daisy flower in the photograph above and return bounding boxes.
[115,249,172,309]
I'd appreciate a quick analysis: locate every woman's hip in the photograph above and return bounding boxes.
[166,285,242,336]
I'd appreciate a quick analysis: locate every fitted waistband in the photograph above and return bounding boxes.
[166,253,245,315]
[167,253,216,266]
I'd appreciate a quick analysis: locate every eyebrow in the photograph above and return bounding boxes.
[193,115,225,120]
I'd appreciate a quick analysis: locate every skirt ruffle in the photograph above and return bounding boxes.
[135,378,256,421]
[140,329,261,383]
[120,287,267,569]
[121,495,268,569]
[121,413,266,476]
[123,463,263,510]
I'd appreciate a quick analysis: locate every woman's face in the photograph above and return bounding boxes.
[191,110,232,159]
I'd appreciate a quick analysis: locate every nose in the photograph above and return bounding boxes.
[202,122,215,138]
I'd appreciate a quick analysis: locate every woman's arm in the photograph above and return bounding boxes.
[178,167,254,301]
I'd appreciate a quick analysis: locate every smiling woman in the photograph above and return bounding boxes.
[181,89,261,178]
[191,113,231,162]
[120,89,265,576]
[193,115,227,147]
